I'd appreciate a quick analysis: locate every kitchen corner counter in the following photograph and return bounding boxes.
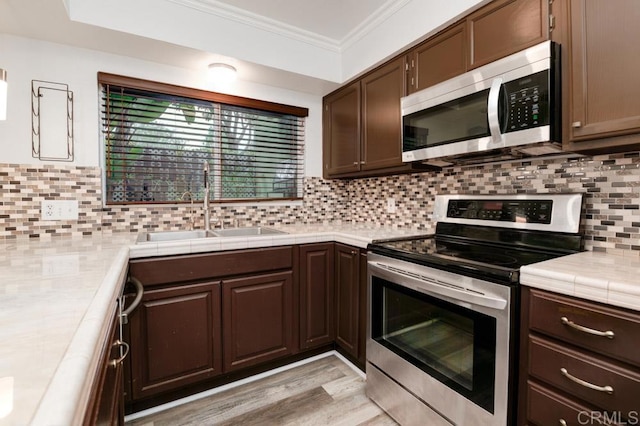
[0,224,428,426]
[520,251,640,312]
[0,234,136,426]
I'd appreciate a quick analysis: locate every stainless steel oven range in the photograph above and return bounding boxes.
[366,194,583,426]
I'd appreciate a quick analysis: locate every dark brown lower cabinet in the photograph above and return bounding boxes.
[223,271,294,372]
[84,305,124,426]
[129,281,222,400]
[123,242,371,411]
[334,243,360,360]
[357,251,368,367]
[519,287,640,426]
[299,243,335,349]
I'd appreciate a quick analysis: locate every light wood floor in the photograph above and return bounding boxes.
[126,354,397,426]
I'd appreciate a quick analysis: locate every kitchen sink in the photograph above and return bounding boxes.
[136,229,217,243]
[211,227,286,237]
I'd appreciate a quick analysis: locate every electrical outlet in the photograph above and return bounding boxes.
[386,198,397,214]
[41,200,79,221]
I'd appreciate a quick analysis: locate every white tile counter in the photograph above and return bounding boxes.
[128,223,428,258]
[0,234,135,426]
[521,251,640,312]
[0,224,428,426]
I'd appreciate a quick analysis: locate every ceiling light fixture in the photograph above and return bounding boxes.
[208,63,237,84]
[0,68,7,121]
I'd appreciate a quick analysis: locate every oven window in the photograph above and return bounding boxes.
[371,276,497,413]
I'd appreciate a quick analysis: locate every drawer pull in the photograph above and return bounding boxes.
[109,340,130,368]
[559,420,567,426]
[560,317,615,339]
[560,367,614,394]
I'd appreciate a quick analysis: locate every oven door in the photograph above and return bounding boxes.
[366,254,513,426]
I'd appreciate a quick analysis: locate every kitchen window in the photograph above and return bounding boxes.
[98,73,307,205]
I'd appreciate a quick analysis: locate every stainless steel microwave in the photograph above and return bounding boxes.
[401,41,561,166]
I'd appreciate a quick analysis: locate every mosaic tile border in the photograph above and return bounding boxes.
[1,152,638,256]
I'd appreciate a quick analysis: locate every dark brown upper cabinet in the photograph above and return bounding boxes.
[323,58,432,179]
[467,0,549,69]
[557,0,640,154]
[361,57,406,171]
[407,22,467,94]
[323,0,552,179]
[323,81,361,176]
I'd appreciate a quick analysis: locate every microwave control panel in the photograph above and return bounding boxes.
[503,70,550,132]
[447,199,553,224]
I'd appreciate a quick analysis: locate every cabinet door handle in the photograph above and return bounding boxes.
[122,276,144,324]
[109,340,130,368]
[560,368,614,394]
[559,420,567,426]
[353,161,359,166]
[560,317,615,339]
[571,121,582,128]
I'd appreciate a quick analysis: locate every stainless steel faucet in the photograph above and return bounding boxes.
[203,161,211,231]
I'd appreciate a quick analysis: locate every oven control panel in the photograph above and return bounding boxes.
[447,199,553,224]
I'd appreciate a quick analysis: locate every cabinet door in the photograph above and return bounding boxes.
[223,271,294,371]
[334,244,360,359]
[299,244,335,350]
[129,281,222,400]
[467,0,549,69]
[323,82,361,176]
[84,308,124,426]
[567,0,640,146]
[357,251,368,367]
[361,57,405,171]
[408,23,467,94]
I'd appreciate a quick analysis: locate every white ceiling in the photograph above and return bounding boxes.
[0,0,403,93]
[0,0,485,94]
[193,0,391,42]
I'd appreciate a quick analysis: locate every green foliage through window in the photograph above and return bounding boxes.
[100,81,305,204]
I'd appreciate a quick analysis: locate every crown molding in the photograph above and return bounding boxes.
[165,0,341,52]
[341,0,411,51]
[165,0,410,54]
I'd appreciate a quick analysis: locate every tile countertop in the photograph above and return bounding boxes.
[520,251,640,312]
[0,224,428,426]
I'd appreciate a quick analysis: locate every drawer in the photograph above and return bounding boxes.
[529,335,640,415]
[528,289,640,367]
[129,246,293,286]
[527,379,622,426]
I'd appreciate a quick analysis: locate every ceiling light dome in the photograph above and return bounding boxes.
[208,63,237,84]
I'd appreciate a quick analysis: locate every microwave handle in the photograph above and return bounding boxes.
[487,77,503,144]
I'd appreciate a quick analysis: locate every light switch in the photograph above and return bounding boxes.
[386,198,397,214]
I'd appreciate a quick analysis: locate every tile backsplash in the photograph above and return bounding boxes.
[1,151,638,255]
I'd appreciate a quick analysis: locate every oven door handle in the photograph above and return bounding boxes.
[369,261,508,310]
[412,284,507,310]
